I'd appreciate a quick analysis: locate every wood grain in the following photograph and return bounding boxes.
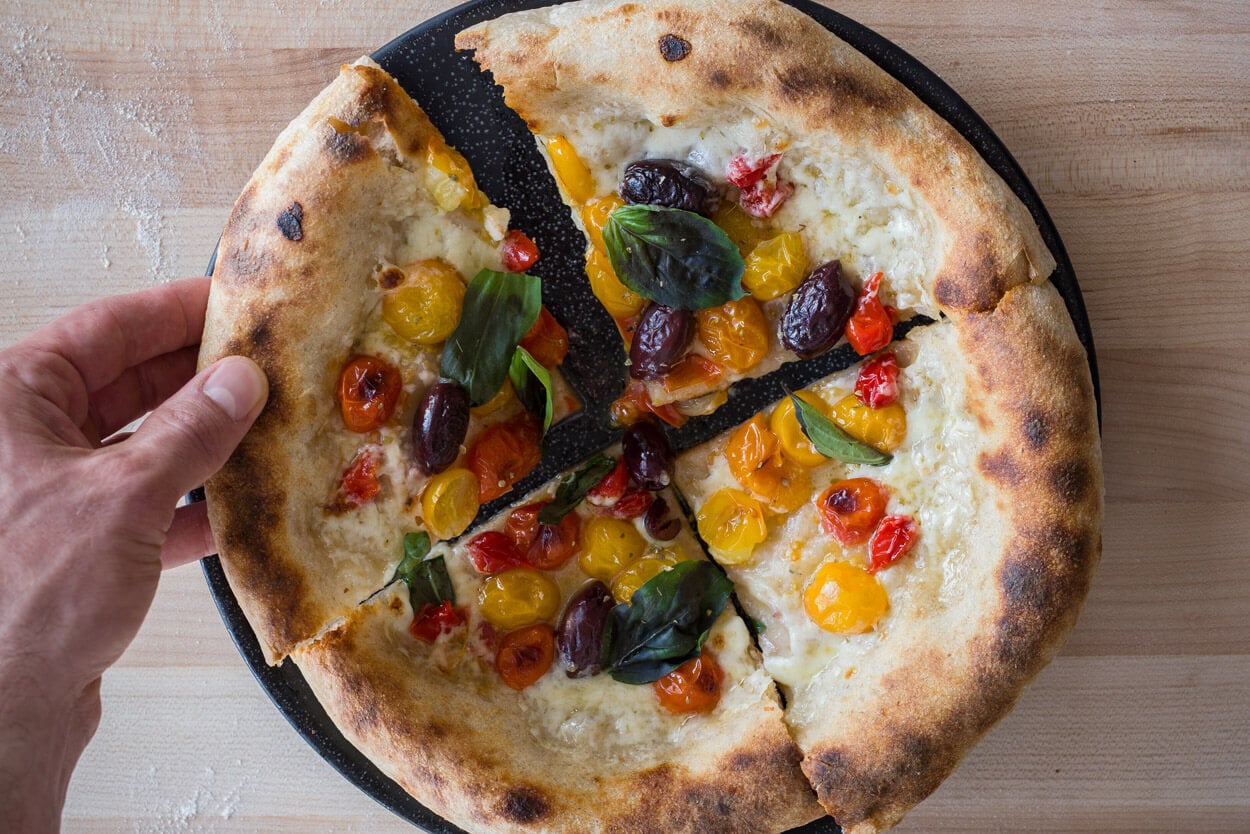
[3,0,1247,831]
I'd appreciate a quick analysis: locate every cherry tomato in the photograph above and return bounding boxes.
[586,457,627,506]
[408,601,465,643]
[519,306,569,368]
[653,653,724,714]
[505,502,582,570]
[495,624,556,691]
[738,180,794,219]
[803,562,888,635]
[465,531,528,575]
[334,448,380,509]
[337,355,401,432]
[854,352,901,408]
[869,515,919,573]
[818,478,889,546]
[501,229,540,273]
[845,272,894,355]
[727,153,782,188]
[609,382,687,428]
[611,487,654,520]
[467,414,543,502]
[659,354,724,394]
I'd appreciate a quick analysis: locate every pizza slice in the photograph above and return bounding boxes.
[455,0,1055,421]
[673,282,1102,833]
[200,58,576,664]
[292,447,823,834]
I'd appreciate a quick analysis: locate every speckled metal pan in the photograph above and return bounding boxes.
[199,1,1097,831]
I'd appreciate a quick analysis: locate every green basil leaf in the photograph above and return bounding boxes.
[603,205,746,310]
[392,532,455,610]
[537,454,615,525]
[441,269,542,406]
[790,393,893,466]
[601,560,734,685]
[508,346,554,433]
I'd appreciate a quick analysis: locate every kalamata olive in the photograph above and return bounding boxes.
[629,302,693,380]
[556,580,615,678]
[780,260,856,359]
[644,497,681,541]
[413,381,470,475]
[620,159,721,216]
[623,420,673,491]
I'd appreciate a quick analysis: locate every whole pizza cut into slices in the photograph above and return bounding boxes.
[456,0,1055,422]
[200,57,576,663]
[293,449,824,834]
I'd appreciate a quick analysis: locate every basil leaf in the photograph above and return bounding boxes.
[601,560,734,685]
[508,346,553,433]
[537,454,615,525]
[603,205,746,310]
[790,393,893,466]
[392,532,455,610]
[441,269,542,406]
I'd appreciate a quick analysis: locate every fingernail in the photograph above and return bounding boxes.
[203,357,267,421]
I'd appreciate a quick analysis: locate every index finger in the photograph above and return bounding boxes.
[24,277,212,396]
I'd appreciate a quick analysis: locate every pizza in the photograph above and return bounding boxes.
[198,1,1103,833]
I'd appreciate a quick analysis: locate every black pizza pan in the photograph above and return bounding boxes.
[198,1,1099,832]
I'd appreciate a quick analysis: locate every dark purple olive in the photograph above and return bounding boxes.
[629,302,693,380]
[556,581,615,678]
[620,159,721,216]
[780,260,856,359]
[644,497,681,541]
[623,420,673,491]
[412,381,469,475]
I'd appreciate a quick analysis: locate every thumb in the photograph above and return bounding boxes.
[122,356,268,500]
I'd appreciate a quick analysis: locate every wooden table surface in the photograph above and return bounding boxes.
[3,1,1247,831]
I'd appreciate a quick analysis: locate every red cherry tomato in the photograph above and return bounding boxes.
[504,502,582,570]
[495,624,555,691]
[817,478,889,546]
[501,229,540,273]
[611,487,654,520]
[465,531,528,575]
[854,352,901,408]
[869,514,919,573]
[654,653,724,714]
[587,457,628,507]
[845,272,894,356]
[408,600,465,643]
[467,414,543,502]
[337,355,402,432]
[335,448,380,509]
[738,180,794,219]
[519,306,569,368]
[727,152,781,188]
[609,382,687,429]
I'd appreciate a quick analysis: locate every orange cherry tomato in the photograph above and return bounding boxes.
[653,653,725,714]
[845,272,894,355]
[869,514,919,573]
[501,229,540,273]
[337,355,402,432]
[661,354,724,393]
[696,297,770,374]
[818,478,889,546]
[609,381,687,428]
[495,623,556,691]
[334,448,380,510]
[519,306,569,368]
[408,601,465,643]
[505,501,582,570]
[467,414,543,502]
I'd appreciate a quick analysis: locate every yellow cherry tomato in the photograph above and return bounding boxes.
[382,259,466,345]
[611,551,680,604]
[802,561,889,634]
[425,139,487,212]
[421,468,480,541]
[696,297,770,374]
[769,392,828,468]
[742,232,809,301]
[478,569,562,630]
[711,201,774,255]
[586,248,645,319]
[696,489,767,565]
[579,516,647,583]
[829,394,908,453]
[580,193,625,252]
[471,379,517,418]
[546,135,597,204]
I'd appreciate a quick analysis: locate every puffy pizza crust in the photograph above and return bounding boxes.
[294,583,823,834]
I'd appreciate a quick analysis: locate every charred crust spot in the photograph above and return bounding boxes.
[735,17,784,48]
[500,786,549,824]
[247,315,274,350]
[1050,458,1092,504]
[660,113,678,127]
[708,69,731,89]
[376,264,405,290]
[776,64,829,105]
[1024,410,1051,449]
[978,449,1023,486]
[659,33,692,62]
[276,203,304,242]
[327,126,367,162]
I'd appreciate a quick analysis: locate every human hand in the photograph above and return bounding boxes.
[0,277,267,832]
